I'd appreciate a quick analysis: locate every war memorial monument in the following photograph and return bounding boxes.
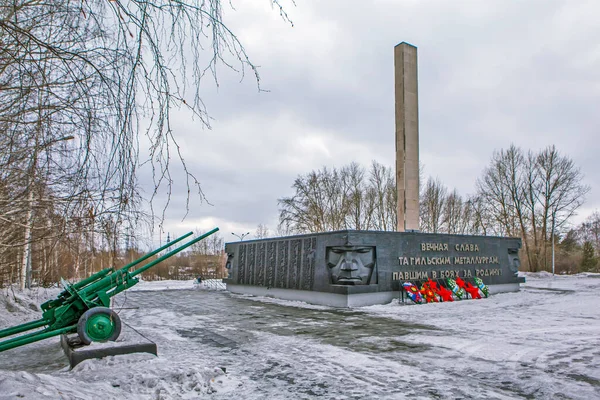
[224,43,524,307]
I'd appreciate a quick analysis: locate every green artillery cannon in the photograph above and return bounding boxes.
[0,228,219,353]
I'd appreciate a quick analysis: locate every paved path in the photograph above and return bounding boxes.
[1,276,599,399]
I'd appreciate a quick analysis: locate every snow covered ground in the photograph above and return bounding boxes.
[0,273,599,399]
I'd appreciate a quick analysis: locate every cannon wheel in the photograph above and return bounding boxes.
[77,307,122,345]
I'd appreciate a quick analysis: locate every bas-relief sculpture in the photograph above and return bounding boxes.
[508,247,520,277]
[229,237,317,291]
[325,246,377,285]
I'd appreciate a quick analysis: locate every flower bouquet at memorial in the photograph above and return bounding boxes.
[445,278,465,300]
[420,280,439,303]
[463,281,482,299]
[473,277,489,298]
[402,282,424,304]
[432,280,454,302]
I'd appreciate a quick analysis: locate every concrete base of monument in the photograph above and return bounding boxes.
[488,282,522,295]
[60,324,157,369]
[227,284,397,307]
[227,281,523,307]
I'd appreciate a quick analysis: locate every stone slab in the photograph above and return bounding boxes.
[488,282,523,295]
[228,284,397,307]
[60,324,157,369]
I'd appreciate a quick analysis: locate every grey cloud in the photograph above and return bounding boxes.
[144,0,599,235]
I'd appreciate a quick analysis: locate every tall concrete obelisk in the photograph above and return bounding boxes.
[394,42,420,232]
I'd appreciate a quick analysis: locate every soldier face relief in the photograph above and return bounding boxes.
[326,246,376,285]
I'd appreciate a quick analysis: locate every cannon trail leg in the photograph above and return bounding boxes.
[0,325,77,352]
[0,319,47,340]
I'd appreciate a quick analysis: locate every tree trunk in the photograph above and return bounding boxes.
[20,190,34,290]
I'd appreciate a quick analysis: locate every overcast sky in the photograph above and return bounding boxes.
[143,0,600,244]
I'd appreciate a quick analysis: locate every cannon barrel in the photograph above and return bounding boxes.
[0,319,47,340]
[77,227,220,299]
[42,231,195,312]
[120,231,194,273]
[131,227,219,278]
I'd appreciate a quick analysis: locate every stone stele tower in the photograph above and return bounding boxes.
[394,42,420,232]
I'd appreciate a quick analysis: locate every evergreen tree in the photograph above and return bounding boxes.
[560,230,580,254]
[581,241,598,272]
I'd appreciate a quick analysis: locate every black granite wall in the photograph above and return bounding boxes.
[224,230,522,294]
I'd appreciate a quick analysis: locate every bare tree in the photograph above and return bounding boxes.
[255,224,270,239]
[476,144,589,271]
[191,229,224,256]
[275,223,293,237]
[279,166,347,233]
[278,161,395,233]
[0,0,119,288]
[368,161,396,231]
[442,189,465,234]
[2,0,294,206]
[462,195,489,236]
[475,145,538,269]
[419,177,447,233]
[1,0,294,287]
[533,145,590,270]
[578,211,600,251]
[278,170,329,234]
[344,162,374,230]
[476,145,527,238]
